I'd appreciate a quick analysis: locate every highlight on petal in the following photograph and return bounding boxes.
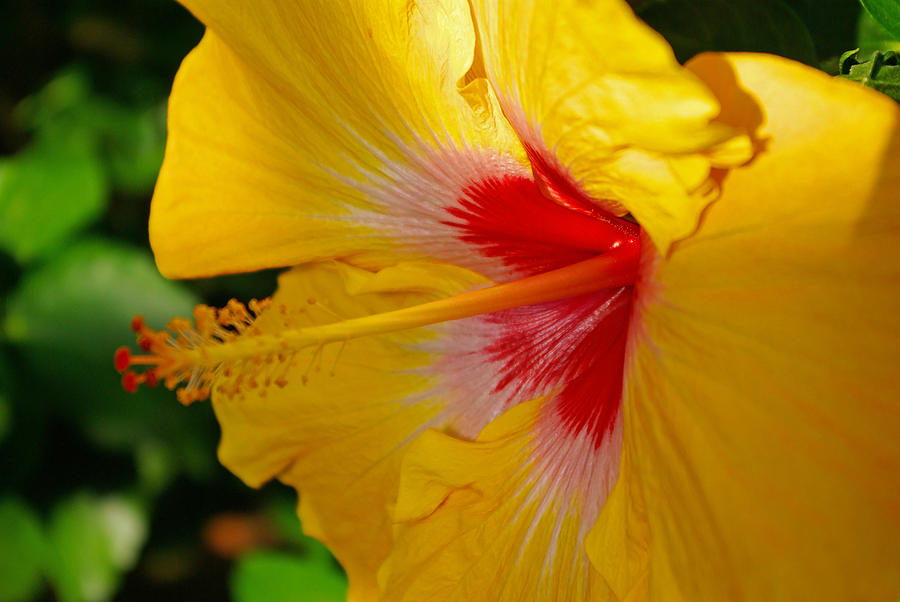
[382,398,621,601]
[469,0,757,253]
[211,260,485,601]
[151,32,386,278]
[621,53,900,600]
[152,0,522,278]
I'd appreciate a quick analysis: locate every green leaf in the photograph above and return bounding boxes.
[638,0,818,65]
[0,498,46,602]
[13,67,93,132]
[94,496,148,570]
[858,8,900,55]
[10,65,166,205]
[45,493,147,602]
[46,494,115,602]
[3,69,110,264]
[861,0,900,41]
[3,238,215,479]
[3,237,196,369]
[0,144,107,264]
[231,551,347,602]
[134,439,178,499]
[12,67,106,157]
[839,49,900,102]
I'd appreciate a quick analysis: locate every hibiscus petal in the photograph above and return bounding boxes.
[584,441,649,601]
[383,398,621,601]
[152,0,521,277]
[212,260,486,600]
[616,53,900,600]
[468,0,756,253]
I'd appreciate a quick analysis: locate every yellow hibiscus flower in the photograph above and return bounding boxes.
[116,0,900,600]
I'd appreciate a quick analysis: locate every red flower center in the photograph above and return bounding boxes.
[446,152,639,446]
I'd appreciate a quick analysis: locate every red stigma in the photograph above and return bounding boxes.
[114,347,131,372]
[114,298,274,403]
[122,371,139,393]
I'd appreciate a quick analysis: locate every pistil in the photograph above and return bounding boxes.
[115,237,640,404]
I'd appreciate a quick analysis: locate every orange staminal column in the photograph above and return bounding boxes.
[114,240,640,405]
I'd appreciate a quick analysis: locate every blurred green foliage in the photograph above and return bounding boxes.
[0,498,45,602]
[0,0,895,601]
[858,6,900,55]
[634,0,868,73]
[43,493,146,602]
[232,552,347,602]
[840,50,900,102]
[638,0,819,66]
[841,9,900,101]
[861,0,900,40]
[0,2,328,600]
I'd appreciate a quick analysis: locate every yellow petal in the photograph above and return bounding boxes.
[469,0,755,252]
[585,441,649,601]
[151,33,380,278]
[212,260,484,601]
[152,0,521,277]
[382,399,619,601]
[622,53,900,600]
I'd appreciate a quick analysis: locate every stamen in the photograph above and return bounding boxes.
[329,341,346,377]
[121,369,158,393]
[114,347,132,372]
[302,344,325,385]
[114,240,639,404]
[114,298,273,404]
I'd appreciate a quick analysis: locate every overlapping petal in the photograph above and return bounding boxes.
[382,399,618,602]
[152,0,522,277]
[468,0,756,252]
[212,260,486,600]
[585,442,649,601]
[612,54,900,600]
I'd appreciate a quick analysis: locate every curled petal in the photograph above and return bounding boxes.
[469,0,756,252]
[383,399,621,601]
[622,53,900,600]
